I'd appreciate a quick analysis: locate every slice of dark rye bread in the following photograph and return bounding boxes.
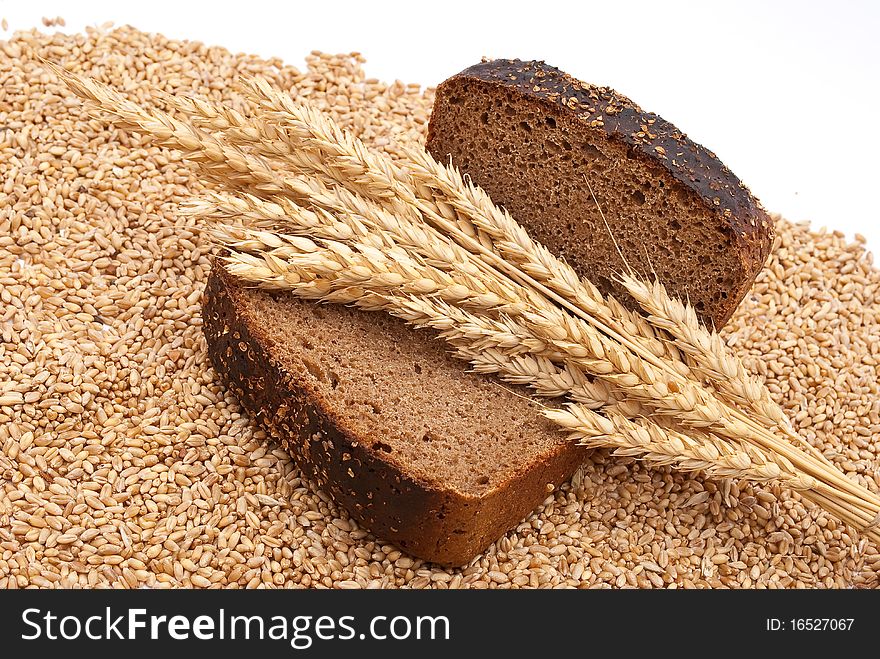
[202,265,587,566]
[426,59,774,327]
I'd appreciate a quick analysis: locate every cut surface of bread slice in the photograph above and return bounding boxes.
[202,265,586,566]
[426,59,773,327]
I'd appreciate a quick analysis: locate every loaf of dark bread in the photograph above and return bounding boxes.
[426,59,773,327]
[202,265,586,566]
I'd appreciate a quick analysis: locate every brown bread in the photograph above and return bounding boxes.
[426,59,773,327]
[203,60,772,566]
[202,265,586,566]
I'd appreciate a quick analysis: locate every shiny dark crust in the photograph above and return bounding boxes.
[202,265,586,566]
[426,59,774,324]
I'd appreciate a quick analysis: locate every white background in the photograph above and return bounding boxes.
[2,0,878,252]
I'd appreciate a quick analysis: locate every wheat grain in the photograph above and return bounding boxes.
[3,25,874,590]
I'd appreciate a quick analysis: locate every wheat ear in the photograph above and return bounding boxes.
[213,224,527,314]
[619,274,841,468]
[55,66,880,539]
[188,190,530,308]
[556,404,876,532]
[238,76,499,246]
[547,404,817,490]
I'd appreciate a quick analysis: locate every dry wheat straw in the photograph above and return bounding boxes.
[53,63,880,542]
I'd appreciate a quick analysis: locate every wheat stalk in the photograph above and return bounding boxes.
[467,350,619,406]
[158,90,361,196]
[47,65,816,454]
[48,63,293,194]
[53,64,880,541]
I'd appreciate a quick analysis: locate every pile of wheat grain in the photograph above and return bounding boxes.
[0,25,877,588]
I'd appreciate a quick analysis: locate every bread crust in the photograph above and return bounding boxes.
[426,59,773,325]
[202,265,586,566]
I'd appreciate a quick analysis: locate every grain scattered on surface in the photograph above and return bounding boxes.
[41,16,66,28]
[0,25,876,588]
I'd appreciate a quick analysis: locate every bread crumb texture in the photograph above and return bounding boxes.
[0,26,877,588]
